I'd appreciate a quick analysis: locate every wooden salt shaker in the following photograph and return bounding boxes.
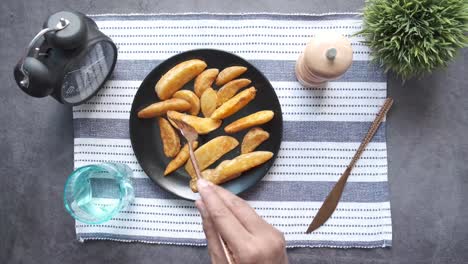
[295,32,353,87]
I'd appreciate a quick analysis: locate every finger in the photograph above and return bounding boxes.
[195,200,227,264]
[210,183,268,233]
[197,178,251,248]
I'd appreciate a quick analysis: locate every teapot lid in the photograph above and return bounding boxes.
[303,32,353,79]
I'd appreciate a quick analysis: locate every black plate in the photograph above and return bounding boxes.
[130,49,283,200]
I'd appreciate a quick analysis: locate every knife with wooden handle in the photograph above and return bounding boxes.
[306,98,394,233]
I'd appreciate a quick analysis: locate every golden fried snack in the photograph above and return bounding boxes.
[158,117,181,158]
[200,88,218,118]
[215,66,247,86]
[210,87,257,120]
[185,136,238,179]
[190,151,273,192]
[137,98,191,118]
[156,59,207,100]
[164,141,199,176]
[172,90,200,116]
[189,169,239,192]
[241,127,270,154]
[217,78,252,106]
[224,110,274,133]
[194,68,219,97]
[167,110,221,135]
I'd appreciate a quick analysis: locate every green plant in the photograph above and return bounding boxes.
[359,0,468,79]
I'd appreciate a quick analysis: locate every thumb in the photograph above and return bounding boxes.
[195,200,228,264]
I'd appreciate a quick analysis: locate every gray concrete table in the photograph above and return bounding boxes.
[1,0,467,263]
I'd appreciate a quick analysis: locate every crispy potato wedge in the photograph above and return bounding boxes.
[156,59,207,100]
[158,117,181,158]
[138,98,191,118]
[172,90,200,116]
[200,88,218,118]
[190,151,273,192]
[167,111,221,135]
[241,127,270,154]
[185,136,239,179]
[215,66,247,86]
[210,87,257,120]
[224,110,274,133]
[217,78,251,106]
[164,141,198,176]
[194,68,219,97]
[189,169,241,192]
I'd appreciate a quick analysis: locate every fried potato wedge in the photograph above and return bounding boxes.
[224,110,274,133]
[215,66,247,86]
[190,151,273,192]
[185,136,238,179]
[241,127,270,154]
[210,87,257,120]
[158,117,181,158]
[156,59,207,100]
[200,88,218,118]
[167,110,221,135]
[164,141,198,176]
[190,169,241,192]
[172,90,200,116]
[194,68,219,97]
[217,78,251,106]
[137,98,191,118]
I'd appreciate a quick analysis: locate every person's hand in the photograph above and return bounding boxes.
[195,178,288,264]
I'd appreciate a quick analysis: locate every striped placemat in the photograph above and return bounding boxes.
[73,13,392,248]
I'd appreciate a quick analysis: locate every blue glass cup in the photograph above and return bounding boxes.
[64,163,134,224]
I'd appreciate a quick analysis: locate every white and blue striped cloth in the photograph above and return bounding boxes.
[73,13,392,248]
